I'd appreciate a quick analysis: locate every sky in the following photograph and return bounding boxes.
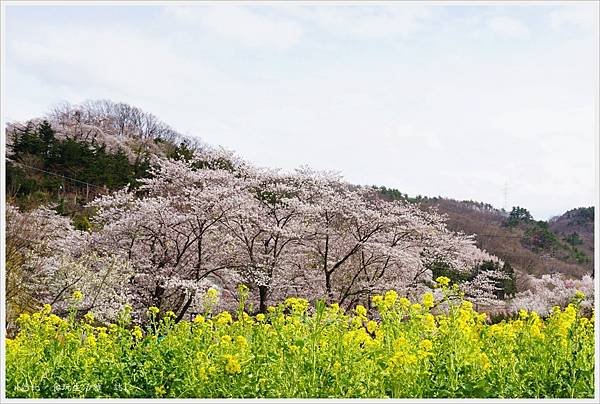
[2,2,598,220]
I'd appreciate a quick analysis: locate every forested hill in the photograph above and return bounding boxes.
[375,187,593,280]
[5,100,594,283]
[389,195,593,280]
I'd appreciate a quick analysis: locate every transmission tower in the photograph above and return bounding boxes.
[502,181,509,211]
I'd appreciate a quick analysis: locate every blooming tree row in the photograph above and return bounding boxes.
[83,152,504,321]
[6,149,514,325]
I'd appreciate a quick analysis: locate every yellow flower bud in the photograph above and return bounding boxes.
[436,276,451,287]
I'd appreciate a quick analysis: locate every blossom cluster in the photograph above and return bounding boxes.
[85,155,502,320]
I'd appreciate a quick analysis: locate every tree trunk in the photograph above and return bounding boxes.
[325,270,334,303]
[258,285,268,313]
[153,284,165,308]
[176,292,195,322]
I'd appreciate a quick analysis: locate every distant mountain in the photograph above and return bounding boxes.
[411,197,592,281]
[374,188,594,283]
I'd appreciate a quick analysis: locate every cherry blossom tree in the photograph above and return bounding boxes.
[5,146,524,323]
[293,172,501,309]
[89,157,246,320]
[508,273,594,315]
[5,204,130,325]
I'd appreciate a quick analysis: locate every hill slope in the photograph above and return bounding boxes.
[417,198,593,280]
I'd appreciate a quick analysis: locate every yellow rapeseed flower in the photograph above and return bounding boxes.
[399,297,410,310]
[285,297,309,314]
[366,320,378,334]
[17,313,31,325]
[47,314,64,327]
[236,335,249,349]
[215,311,233,326]
[479,352,491,370]
[132,326,143,340]
[384,290,398,306]
[422,293,435,309]
[72,290,83,301]
[436,276,450,287]
[224,354,241,374]
[154,385,166,397]
[390,350,417,368]
[85,335,97,348]
[207,288,219,299]
[354,304,368,317]
[419,339,433,351]
[423,313,436,331]
[84,312,95,323]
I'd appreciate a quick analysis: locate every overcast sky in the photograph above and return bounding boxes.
[3,2,598,219]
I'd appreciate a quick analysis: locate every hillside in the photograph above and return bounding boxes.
[549,207,594,261]
[5,100,594,292]
[419,199,593,279]
[373,189,593,282]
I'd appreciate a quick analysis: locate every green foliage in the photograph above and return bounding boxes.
[73,213,92,232]
[166,141,195,162]
[376,186,408,201]
[563,207,594,225]
[505,206,533,227]
[498,262,517,299]
[569,248,589,265]
[565,232,583,247]
[429,261,471,284]
[7,121,152,212]
[522,223,560,252]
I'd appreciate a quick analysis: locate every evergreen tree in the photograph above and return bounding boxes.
[505,206,533,227]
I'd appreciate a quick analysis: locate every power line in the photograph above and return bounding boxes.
[477,234,522,239]
[10,161,105,190]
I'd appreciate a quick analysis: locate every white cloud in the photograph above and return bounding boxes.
[166,5,303,50]
[548,4,598,31]
[304,5,435,39]
[7,24,216,103]
[488,16,529,38]
[385,123,443,151]
[3,4,597,219]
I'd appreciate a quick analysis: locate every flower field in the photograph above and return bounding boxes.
[5,285,595,398]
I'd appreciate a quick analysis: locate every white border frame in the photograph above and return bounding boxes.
[0,1,598,402]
